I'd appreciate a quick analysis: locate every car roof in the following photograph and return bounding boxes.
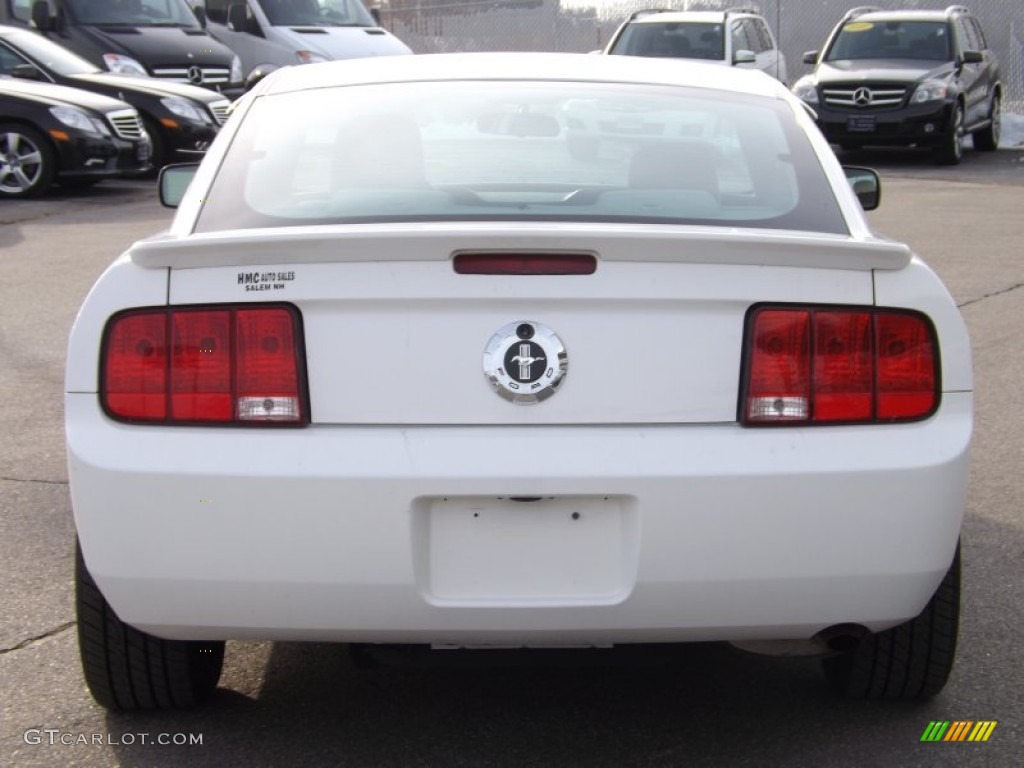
[628,9,766,24]
[0,75,130,111]
[844,10,954,23]
[258,52,787,99]
[629,11,731,23]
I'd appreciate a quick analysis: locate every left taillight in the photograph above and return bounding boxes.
[101,304,307,425]
[741,305,939,426]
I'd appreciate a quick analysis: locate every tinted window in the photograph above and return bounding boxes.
[0,28,99,75]
[969,18,987,50]
[258,0,374,28]
[196,81,847,235]
[826,20,951,62]
[730,21,751,54]
[64,0,200,27]
[205,0,229,25]
[611,22,725,62]
[952,18,973,54]
[0,42,31,74]
[752,19,774,51]
[9,0,32,22]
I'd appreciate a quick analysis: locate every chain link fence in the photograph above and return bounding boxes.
[378,0,1023,112]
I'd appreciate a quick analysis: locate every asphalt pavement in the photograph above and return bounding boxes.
[1,148,1023,768]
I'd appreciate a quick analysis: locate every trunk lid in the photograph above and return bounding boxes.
[151,224,899,425]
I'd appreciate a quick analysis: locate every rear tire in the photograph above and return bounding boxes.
[972,94,1000,152]
[76,542,225,711]
[0,123,56,199]
[822,541,960,700]
[934,104,964,165]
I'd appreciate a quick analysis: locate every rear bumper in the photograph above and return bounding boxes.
[67,392,971,644]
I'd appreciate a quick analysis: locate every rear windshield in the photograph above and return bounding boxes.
[195,81,846,235]
[610,22,725,61]
[826,20,951,62]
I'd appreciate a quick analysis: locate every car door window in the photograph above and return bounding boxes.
[0,42,32,75]
[967,18,986,52]
[9,0,32,23]
[742,19,765,54]
[755,19,774,52]
[952,18,973,55]
[205,0,229,24]
[730,21,751,55]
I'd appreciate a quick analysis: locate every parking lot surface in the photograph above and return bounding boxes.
[1,148,1023,767]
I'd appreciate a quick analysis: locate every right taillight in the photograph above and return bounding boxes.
[741,305,939,425]
[101,304,307,426]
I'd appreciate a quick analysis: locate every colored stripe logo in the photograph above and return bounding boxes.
[921,721,997,742]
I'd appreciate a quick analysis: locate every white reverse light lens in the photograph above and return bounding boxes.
[237,396,300,422]
[747,396,809,422]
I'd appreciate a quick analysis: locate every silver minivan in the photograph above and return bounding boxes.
[199,0,410,84]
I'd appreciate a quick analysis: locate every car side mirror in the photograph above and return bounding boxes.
[843,166,880,211]
[733,49,756,65]
[227,2,248,32]
[31,0,53,31]
[802,50,819,65]
[192,4,207,28]
[961,50,983,64]
[10,63,45,81]
[159,163,200,208]
[369,7,381,25]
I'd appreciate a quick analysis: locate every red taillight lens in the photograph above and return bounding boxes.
[234,308,303,422]
[876,312,938,420]
[171,310,232,422]
[102,304,307,425]
[742,305,938,425]
[746,309,811,421]
[104,312,168,421]
[453,253,597,275]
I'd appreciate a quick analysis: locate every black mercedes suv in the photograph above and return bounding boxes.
[792,5,1001,165]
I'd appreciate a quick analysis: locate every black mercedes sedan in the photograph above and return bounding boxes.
[0,25,229,168]
[0,77,150,198]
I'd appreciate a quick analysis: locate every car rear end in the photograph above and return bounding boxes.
[66,56,971,652]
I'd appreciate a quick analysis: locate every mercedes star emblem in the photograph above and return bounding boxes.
[853,87,872,107]
[187,65,204,85]
[483,321,567,404]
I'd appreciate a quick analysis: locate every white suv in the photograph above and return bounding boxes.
[603,7,787,84]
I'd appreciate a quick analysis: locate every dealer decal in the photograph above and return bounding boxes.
[237,270,296,292]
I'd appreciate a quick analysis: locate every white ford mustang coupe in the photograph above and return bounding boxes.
[66,53,972,710]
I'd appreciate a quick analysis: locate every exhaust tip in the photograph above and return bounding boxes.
[815,623,870,653]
